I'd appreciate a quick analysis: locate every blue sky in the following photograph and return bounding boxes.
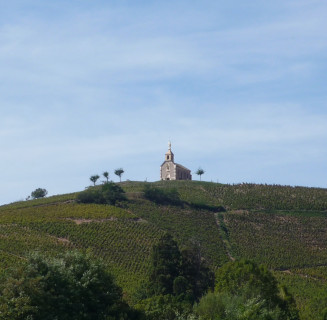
[1,0,327,204]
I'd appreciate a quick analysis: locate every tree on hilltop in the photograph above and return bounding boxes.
[195,168,205,181]
[114,168,124,182]
[103,171,109,183]
[90,174,100,186]
[31,188,48,199]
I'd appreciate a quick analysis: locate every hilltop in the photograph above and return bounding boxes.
[0,181,327,319]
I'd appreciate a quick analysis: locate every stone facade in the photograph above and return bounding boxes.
[160,143,192,181]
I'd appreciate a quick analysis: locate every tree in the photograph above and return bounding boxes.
[195,168,205,181]
[180,242,215,302]
[147,234,213,302]
[213,259,299,320]
[90,174,100,186]
[149,233,182,296]
[143,185,182,206]
[0,251,141,320]
[31,188,48,199]
[114,168,124,182]
[77,182,126,205]
[103,171,109,183]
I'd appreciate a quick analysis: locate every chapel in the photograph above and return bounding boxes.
[160,142,192,181]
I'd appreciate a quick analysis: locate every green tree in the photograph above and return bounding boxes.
[214,259,299,320]
[150,233,182,296]
[180,242,215,302]
[0,251,141,320]
[114,168,124,182]
[103,171,109,183]
[143,185,182,206]
[195,168,205,181]
[31,188,48,199]
[90,174,100,186]
[195,291,285,320]
[77,182,126,205]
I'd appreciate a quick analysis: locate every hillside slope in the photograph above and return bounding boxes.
[0,181,327,319]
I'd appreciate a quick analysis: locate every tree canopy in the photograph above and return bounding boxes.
[0,251,141,320]
[30,188,48,199]
[77,182,126,205]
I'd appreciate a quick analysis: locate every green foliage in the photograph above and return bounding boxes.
[150,233,182,296]
[135,294,192,320]
[114,168,124,182]
[195,168,205,181]
[0,251,141,320]
[103,171,109,183]
[77,182,126,205]
[195,291,285,320]
[30,188,48,199]
[143,184,182,206]
[215,260,299,320]
[148,234,214,303]
[90,174,100,186]
[180,243,215,302]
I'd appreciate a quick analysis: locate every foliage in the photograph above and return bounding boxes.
[103,171,109,183]
[215,260,299,320]
[0,251,141,320]
[180,243,215,302]
[143,185,182,206]
[195,291,285,320]
[90,174,100,186]
[77,182,126,205]
[135,294,192,320]
[148,234,214,302]
[115,168,124,182]
[149,233,183,296]
[195,168,205,181]
[31,188,48,199]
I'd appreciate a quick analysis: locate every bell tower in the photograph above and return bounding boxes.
[165,141,174,162]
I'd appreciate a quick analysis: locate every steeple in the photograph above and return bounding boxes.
[165,141,174,162]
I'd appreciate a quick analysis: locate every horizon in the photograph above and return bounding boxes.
[1,1,327,205]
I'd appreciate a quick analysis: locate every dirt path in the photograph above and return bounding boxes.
[214,212,235,261]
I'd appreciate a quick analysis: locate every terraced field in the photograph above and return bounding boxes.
[0,180,327,318]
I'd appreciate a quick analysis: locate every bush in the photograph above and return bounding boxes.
[77,182,126,205]
[143,185,182,206]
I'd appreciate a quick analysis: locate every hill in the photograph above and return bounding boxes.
[0,181,327,319]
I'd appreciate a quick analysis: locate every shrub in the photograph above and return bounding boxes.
[77,183,126,205]
[143,185,182,206]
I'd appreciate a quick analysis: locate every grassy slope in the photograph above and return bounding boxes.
[1,181,327,318]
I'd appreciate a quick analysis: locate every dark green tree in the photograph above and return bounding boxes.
[114,168,124,182]
[195,168,205,181]
[143,185,182,206]
[214,259,299,320]
[30,188,48,199]
[77,182,126,205]
[0,251,141,320]
[149,234,182,296]
[180,242,215,302]
[90,174,100,186]
[103,171,109,183]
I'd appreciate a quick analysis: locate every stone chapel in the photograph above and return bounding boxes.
[160,142,192,181]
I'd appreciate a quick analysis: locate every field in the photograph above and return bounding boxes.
[0,180,327,318]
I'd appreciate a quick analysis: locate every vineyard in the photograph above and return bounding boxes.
[0,180,327,318]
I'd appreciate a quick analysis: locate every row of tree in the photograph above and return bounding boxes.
[90,168,125,186]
